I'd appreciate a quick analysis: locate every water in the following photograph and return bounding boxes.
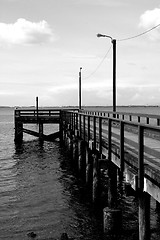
[0,107,103,240]
[1,106,160,240]
[84,105,160,115]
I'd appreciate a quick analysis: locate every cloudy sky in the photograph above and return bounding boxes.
[0,0,160,107]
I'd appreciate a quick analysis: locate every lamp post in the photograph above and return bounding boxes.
[97,34,116,113]
[36,96,38,123]
[79,67,82,110]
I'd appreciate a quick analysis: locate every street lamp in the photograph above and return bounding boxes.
[79,67,82,110]
[97,33,116,113]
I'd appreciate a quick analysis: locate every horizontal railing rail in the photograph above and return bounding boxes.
[15,108,79,118]
[81,109,160,126]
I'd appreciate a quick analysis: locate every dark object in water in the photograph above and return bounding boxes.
[27,232,37,238]
[60,233,69,240]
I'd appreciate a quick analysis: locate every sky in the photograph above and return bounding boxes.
[0,0,160,107]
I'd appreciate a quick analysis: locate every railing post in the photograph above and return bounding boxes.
[88,115,90,142]
[71,112,73,130]
[138,125,144,191]
[99,117,102,155]
[75,112,78,130]
[138,125,151,240]
[108,119,111,161]
[73,112,75,132]
[120,121,124,175]
[93,116,96,150]
[36,96,38,123]
[59,110,64,143]
[83,115,85,141]
[69,112,72,126]
[79,114,82,138]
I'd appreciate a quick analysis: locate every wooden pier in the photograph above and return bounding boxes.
[14,107,160,240]
[14,108,66,142]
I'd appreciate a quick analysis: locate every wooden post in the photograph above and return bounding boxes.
[98,159,109,207]
[79,114,82,138]
[108,161,117,208]
[85,145,92,186]
[108,119,111,161]
[36,96,38,123]
[92,153,99,203]
[156,201,160,212]
[83,115,86,141]
[59,111,64,143]
[72,136,78,168]
[79,67,82,110]
[93,116,96,150]
[103,207,122,236]
[14,121,23,143]
[112,39,116,113]
[77,140,85,177]
[99,117,102,154]
[139,192,150,240]
[87,115,90,142]
[85,140,94,188]
[39,122,43,141]
[138,125,151,240]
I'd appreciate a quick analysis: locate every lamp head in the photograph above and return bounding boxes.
[97,33,113,40]
[97,33,104,38]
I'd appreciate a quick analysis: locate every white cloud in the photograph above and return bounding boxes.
[49,83,78,94]
[139,8,160,40]
[48,81,111,94]
[0,90,16,95]
[0,18,55,45]
[74,0,127,7]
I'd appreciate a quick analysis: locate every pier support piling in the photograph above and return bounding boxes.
[72,136,78,167]
[108,161,118,208]
[92,153,100,203]
[85,146,93,186]
[77,140,86,177]
[15,121,23,143]
[139,191,150,240]
[103,207,122,237]
[39,122,43,141]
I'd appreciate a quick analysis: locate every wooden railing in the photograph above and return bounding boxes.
[62,110,160,192]
[15,108,61,117]
[14,108,79,119]
[82,109,160,126]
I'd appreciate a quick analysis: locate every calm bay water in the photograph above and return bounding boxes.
[0,106,160,240]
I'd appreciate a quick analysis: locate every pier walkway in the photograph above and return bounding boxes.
[14,107,160,240]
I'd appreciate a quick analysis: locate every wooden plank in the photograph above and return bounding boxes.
[124,166,138,191]
[23,128,39,137]
[144,178,160,203]
[44,131,60,141]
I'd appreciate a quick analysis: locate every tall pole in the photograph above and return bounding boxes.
[112,39,116,113]
[97,34,117,113]
[79,67,82,110]
[36,96,38,123]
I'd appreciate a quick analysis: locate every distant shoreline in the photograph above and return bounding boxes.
[0,105,160,109]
